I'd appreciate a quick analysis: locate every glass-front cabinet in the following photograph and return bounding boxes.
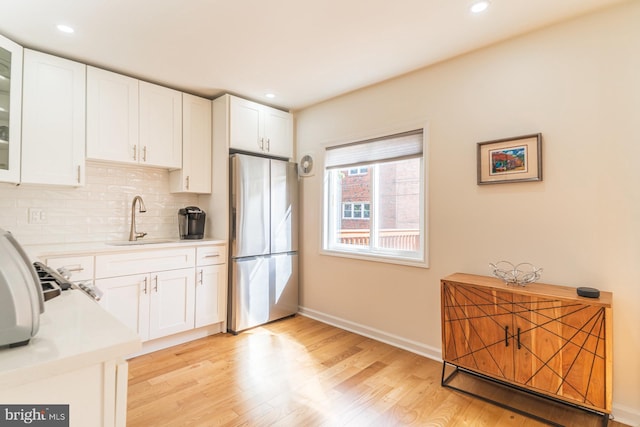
[0,34,23,184]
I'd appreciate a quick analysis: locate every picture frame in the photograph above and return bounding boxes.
[477,133,542,185]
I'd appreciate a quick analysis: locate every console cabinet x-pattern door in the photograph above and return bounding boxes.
[441,281,608,411]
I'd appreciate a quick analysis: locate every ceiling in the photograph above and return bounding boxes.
[0,0,628,111]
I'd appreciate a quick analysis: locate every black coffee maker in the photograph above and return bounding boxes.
[178,206,206,239]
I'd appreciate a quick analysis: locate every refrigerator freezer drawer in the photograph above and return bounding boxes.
[228,253,298,334]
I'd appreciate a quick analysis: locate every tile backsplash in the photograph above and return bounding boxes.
[0,161,199,245]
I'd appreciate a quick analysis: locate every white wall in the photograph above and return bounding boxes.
[295,1,640,423]
[0,161,198,244]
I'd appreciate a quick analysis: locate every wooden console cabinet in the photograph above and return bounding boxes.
[441,273,612,417]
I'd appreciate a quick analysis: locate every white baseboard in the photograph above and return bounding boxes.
[298,306,640,426]
[298,306,442,362]
[611,403,640,427]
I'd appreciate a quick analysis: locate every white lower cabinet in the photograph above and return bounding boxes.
[93,244,226,343]
[97,273,150,340]
[0,289,138,427]
[149,268,195,339]
[0,356,130,427]
[98,269,195,341]
[195,245,227,328]
[195,264,226,328]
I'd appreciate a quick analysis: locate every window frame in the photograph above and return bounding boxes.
[320,125,429,268]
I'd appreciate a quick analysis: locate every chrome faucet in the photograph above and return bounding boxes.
[129,195,147,241]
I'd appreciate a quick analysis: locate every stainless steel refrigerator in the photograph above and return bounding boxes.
[228,153,299,334]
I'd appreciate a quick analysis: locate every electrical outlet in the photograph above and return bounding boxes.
[28,208,47,224]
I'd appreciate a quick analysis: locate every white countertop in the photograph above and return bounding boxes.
[25,238,227,259]
[0,289,141,388]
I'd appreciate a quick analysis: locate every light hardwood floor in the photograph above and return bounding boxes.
[127,315,627,426]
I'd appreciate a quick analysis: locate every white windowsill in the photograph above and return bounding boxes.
[320,248,429,269]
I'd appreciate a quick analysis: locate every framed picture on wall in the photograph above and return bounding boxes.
[477,133,542,184]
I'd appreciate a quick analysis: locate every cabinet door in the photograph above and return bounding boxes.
[169,93,212,193]
[195,264,227,328]
[0,34,23,184]
[441,281,514,381]
[97,274,150,341]
[86,66,139,164]
[21,49,85,186]
[229,96,263,153]
[148,268,195,339]
[263,107,293,159]
[513,294,608,410]
[139,81,182,168]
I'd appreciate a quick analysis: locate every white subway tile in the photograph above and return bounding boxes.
[0,162,198,243]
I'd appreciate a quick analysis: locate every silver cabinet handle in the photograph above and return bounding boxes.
[143,146,147,162]
[204,254,220,258]
[133,145,137,161]
[266,138,270,152]
[77,165,81,184]
[63,265,85,272]
[198,269,203,285]
[153,275,158,292]
[186,176,190,190]
[143,277,148,294]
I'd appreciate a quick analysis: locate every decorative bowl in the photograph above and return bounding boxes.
[489,261,542,286]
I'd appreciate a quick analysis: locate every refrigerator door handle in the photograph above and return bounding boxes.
[231,207,237,242]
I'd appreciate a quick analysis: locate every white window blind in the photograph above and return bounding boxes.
[325,129,423,170]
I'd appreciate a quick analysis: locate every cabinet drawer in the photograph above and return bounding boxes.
[196,245,226,266]
[46,255,94,281]
[96,248,195,279]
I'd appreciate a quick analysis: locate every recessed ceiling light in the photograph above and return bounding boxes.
[470,1,490,13]
[56,24,75,34]
[265,93,276,99]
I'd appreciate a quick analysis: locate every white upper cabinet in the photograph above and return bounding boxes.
[21,49,86,186]
[229,95,293,159]
[0,35,22,184]
[263,107,294,158]
[169,93,212,193]
[230,97,261,153]
[86,66,139,164]
[87,68,182,169]
[139,81,182,169]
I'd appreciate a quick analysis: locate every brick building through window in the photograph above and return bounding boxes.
[339,161,420,231]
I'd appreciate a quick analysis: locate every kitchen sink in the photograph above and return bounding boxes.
[106,239,178,246]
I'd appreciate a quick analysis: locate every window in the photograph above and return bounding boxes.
[347,167,368,176]
[323,129,427,266]
[342,202,370,219]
